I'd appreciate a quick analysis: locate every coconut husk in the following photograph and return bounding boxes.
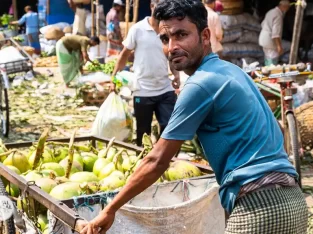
[45,27,65,40]
[63,26,72,34]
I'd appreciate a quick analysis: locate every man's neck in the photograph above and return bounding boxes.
[148,17,159,33]
[184,48,212,76]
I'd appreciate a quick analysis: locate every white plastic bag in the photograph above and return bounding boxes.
[92,93,132,141]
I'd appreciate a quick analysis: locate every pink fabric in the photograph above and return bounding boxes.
[106,8,120,31]
[206,7,223,53]
[9,5,14,15]
[215,1,224,13]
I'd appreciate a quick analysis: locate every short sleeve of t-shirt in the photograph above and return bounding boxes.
[161,83,214,141]
[80,38,90,52]
[122,26,137,50]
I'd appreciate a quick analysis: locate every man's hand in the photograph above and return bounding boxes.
[172,76,180,89]
[277,46,284,56]
[80,210,115,234]
[109,81,116,93]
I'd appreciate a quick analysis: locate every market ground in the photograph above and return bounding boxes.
[6,66,313,230]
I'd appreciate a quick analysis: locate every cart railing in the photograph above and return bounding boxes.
[1,135,213,232]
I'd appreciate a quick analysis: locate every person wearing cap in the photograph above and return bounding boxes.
[204,0,223,56]
[259,0,291,66]
[110,0,180,147]
[11,6,41,55]
[106,0,124,56]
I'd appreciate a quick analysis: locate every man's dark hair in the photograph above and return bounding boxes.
[90,36,100,45]
[25,5,32,12]
[154,0,208,33]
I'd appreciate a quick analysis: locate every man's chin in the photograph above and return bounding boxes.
[171,62,185,71]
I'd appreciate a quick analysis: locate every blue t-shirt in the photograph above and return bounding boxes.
[161,53,297,214]
[18,12,39,35]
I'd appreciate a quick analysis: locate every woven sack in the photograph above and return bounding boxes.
[295,101,313,149]
[45,27,65,40]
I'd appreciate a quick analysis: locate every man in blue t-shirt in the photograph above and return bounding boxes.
[80,0,307,233]
[11,6,41,54]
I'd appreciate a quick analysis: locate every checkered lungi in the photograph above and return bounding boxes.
[225,186,308,234]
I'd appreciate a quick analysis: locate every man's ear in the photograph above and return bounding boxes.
[201,28,211,46]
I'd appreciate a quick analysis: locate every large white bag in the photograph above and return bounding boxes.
[47,177,225,234]
[91,93,132,141]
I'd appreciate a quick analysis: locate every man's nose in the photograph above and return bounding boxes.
[168,39,178,53]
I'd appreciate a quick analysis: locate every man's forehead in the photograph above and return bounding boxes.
[159,18,192,33]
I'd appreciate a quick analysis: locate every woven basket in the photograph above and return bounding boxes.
[295,101,313,149]
[81,83,111,106]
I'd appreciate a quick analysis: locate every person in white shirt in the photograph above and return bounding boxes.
[259,0,290,66]
[204,0,223,56]
[110,0,180,146]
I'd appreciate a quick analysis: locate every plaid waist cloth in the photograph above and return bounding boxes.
[226,186,308,234]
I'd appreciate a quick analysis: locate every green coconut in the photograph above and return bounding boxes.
[69,172,99,183]
[41,162,65,176]
[2,165,21,187]
[122,157,132,172]
[55,176,70,184]
[110,170,125,181]
[99,174,125,192]
[28,148,55,167]
[37,214,48,231]
[129,155,138,164]
[43,228,49,234]
[98,162,115,180]
[6,184,19,197]
[3,152,30,173]
[93,158,111,176]
[0,147,6,162]
[97,148,107,158]
[59,159,83,174]
[167,161,202,181]
[54,147,69,162]
[50,182,81,200]
[40,169,57,178]
[81,152,98,172]
[106,147,117,162]
[24,171,43,182]
[35,178,57,193]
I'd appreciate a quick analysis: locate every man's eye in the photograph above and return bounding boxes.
[178,33,187,38]
[161,37,169,44]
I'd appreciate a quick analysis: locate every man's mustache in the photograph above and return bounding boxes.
[168,51,188,61]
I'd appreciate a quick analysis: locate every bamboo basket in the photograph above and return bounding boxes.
[295,101,313,149]
[81,83,111,106]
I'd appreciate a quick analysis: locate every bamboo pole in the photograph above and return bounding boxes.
[12,0,18,21]
[289,0,306,64]
[125,0,130,36]
[132,0,139,23]
[91,0,95,37]
[96,0,100,57]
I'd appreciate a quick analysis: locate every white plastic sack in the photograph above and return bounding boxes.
[222,43,264,59]
[222,28,242,43]
[0,46,25,63]
[293,80,313,108]
[78,71,111,84]
[48,178,225,234]
[219,13,261,32]
[91,93,132,141]
[88,41,107,61]
[237,30,259,44]
[39,22,70,35]
[115,71,138,91]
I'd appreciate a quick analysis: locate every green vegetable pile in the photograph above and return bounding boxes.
[85,60,117,75]
[13,36,24,43]
[1,14,14,28]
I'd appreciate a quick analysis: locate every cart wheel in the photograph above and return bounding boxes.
[286,113,302,188]
[0,85,9,137]
[0,179,16,234]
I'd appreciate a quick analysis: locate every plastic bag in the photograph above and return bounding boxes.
[113,71,138,91]
[92,93,132,141]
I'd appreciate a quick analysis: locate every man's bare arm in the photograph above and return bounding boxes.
[112,47,132,76]
[273,37,283,55]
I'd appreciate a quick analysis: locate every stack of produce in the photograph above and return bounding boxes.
[220,13,264,67]
[34,56,58,67]
[0,131,205,233]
